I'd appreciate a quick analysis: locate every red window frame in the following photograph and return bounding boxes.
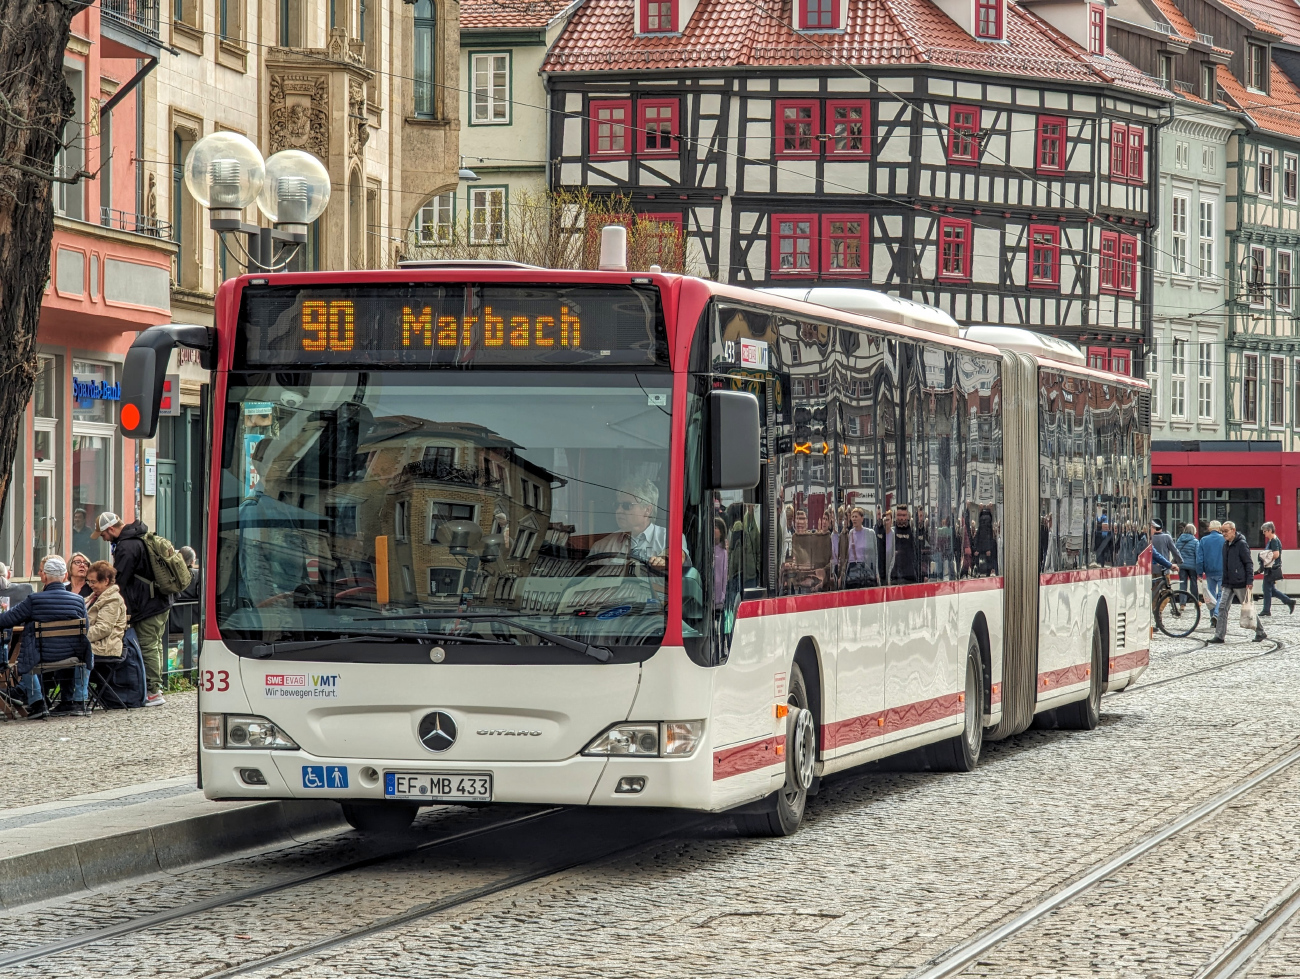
[1027,224,1060,288]
[771,214,817,276]
[826,100,870,158]
[638,99,679,156]
[1087,347,1110,371]
[1110,122,1127,180]
[640,0,675,32]
[1036,116,1066,172]
[948,104,980,165]
[975,0,1002,39]
[1109,347,1132,376]
[775,100,820,158]
[1126,127,1145,184]
[797,0,837,30]
[1088,5,1105,54]
[821,214,869,276]
[1118,234,1137,293]
[1099,230,1119,292]
[938,217,972,281]
[637,212,684,267]
[589,99,632,159]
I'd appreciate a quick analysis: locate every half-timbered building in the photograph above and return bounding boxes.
[543,0,1170,359]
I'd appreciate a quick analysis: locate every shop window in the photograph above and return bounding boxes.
[948,105,979,165]
[775,100,818,157]
[938,217,972,281]
[975,0,1002,39]
[71,360,116,563]
[771,214,815,274]
[638,99,679,155]
[590,99,632,158]
[1027,224,1060,288]
[641,0,674,31]
[1036,116,1066,172]
[826,100,870,157]
[1089,5,1105,54]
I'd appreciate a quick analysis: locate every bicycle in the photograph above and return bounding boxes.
[1153,569,1202,638]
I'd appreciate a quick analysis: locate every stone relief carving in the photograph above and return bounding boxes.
[146,173,158,222]
[269,74,329,159]
[349,80,370,157]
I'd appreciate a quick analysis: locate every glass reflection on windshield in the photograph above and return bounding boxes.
[217,372,674,645]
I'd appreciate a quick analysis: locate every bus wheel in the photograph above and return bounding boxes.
[1056,621,1104,731]
[737,664,814,838]
[924,635,984,773]
[341,801,420,834]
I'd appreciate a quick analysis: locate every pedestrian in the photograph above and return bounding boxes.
[1201,520,1226,626]
[1258,521,1295,616]
[1150,519,1176,567]
[1211,520,1266,644]
[92,512,171,706]
[0,556,92,718]
[1175,524,1201,599]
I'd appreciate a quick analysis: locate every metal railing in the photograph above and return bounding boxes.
[401,459,502,488]
[1198,32,1214,44]
[101,0,161,40]
[100,206,172,239]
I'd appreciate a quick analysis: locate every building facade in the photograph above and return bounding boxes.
[0,0,176,580]
[542,0,1169,364]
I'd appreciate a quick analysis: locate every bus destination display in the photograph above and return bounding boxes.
[236,284,668,368]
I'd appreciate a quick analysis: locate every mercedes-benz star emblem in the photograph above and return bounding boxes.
[418,711,458,752]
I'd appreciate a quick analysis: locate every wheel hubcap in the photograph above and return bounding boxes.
[964,658,980,752]
[791,709,816,791]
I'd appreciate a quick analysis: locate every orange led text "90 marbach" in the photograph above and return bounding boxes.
[401,305,581,348]
[301,300,356,352]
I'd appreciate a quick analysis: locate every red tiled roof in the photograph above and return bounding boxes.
[1232,0,1300,41]
[1216,0,1284,36]
[1216,63,1300,137]
[461,0,579,30]
[1147,0,1198,39]
[545,0,1169,96]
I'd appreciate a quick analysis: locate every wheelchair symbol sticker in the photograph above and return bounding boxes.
[302,765,347,789]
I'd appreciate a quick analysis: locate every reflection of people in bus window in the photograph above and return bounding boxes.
[973,507,998,576]
[712,517,728,609]
[890,505,920,585]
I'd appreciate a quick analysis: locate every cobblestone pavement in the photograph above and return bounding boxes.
[5,610,1300,978]
[0,691,197,810]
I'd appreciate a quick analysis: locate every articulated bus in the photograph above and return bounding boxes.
[120,260,1151,836]
[1153,442,1300,596]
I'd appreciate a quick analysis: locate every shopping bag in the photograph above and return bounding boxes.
[1198,578,1210,604]
[1240,595,1257,630]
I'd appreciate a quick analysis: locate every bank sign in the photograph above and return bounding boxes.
[73,378,121,402]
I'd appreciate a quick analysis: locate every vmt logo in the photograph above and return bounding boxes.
[311,675,339,687]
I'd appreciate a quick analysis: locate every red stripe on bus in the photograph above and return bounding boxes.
[1109,648,1150,673]
[736,576,1004,619]
[1039,565,1146,586]
[821,692,966,751]
[712,735,786,781]
[1039,663,1089,692]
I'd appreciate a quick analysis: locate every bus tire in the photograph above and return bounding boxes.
[341,801,420,834]
[736,664,813,838]
[923,634,984,773]
[1056,620,1104,731]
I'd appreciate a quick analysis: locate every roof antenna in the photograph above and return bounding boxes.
[598,224,628,272]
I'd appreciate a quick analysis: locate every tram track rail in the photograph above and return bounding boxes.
[907,740,1300,979]
[1113,635,1283,695]
[1196,877,1300,979]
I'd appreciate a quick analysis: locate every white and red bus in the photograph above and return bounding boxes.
[119,259,1151,836]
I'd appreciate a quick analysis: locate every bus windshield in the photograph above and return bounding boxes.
[216,371,674,647]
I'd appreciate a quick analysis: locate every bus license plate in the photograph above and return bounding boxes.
[385,772,492,802]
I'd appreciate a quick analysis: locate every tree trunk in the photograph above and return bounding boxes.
[0,0,79,536]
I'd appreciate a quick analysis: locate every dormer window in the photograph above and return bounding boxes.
[975,0,1002,39]
[1202,63,1217,101]
[798,0,837,30]
[1088,5,1104,54]
[1249,43,1269,92]
[642,0,674,32]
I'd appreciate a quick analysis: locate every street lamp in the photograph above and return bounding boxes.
[183,133,331,272]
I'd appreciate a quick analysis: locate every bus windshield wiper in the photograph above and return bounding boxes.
[251,631,514,659]
[354,613,615,664]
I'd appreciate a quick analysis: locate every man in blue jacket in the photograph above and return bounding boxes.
[0,556,92,718]
[1175,524,1201,599]
[1200,520,1226,626]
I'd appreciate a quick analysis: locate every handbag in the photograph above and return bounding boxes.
[845,562,874,589]
[1240,595,1257,630]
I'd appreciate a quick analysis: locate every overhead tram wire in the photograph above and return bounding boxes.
[126,5,1191,279]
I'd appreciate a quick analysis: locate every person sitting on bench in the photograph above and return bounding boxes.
[0,556,92,719]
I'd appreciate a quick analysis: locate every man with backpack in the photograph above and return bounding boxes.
[92,512,192,706]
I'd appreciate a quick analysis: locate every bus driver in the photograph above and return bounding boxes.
[593,480,682,571]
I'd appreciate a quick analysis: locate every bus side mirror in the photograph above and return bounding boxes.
[119,325,214,439]
[708,389,761,490]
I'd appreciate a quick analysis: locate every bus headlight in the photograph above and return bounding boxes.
[583,721,703,757]
[224,715,299,750]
